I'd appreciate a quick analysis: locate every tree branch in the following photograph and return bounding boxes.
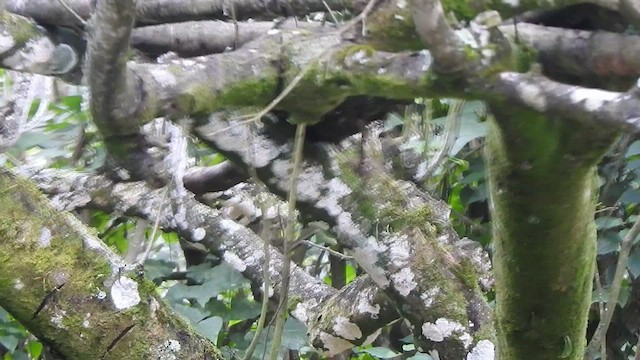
[21,167,407,353]
[0,170,222,359]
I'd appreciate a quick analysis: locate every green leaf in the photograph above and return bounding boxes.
[166,283,218,307]
[597,232,621,255]
[628,250,640,278]
[407,353,433,360]
[194,316,223,344]
[169,303,208,323]
[460,184,487,205]
[361,347,400,358]
[384,112,404,130]
[626,141,640,157]
[0,308,10,322]
[59,95,82,112]
[11,350,30,360]
[619,280,630,307]
[25,340,43,359]
[204,298,228,318]
[459,170,485,184]
[13,131,51,150]
[620,189,640,204]
[345,263,357,284]
[0,334,19,352]
[595,217,624,230]
[187,262,249,286]
[431,101,487,156]
[282,318,309,350]
[143,259,178,282]
[227,297,261,321]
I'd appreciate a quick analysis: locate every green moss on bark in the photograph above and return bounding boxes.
[486,106,617,359]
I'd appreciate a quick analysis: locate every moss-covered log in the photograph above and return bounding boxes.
[0,171,222,359]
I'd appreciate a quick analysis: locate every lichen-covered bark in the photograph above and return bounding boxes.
[191,112,495,357]
[23,167,411,355]
[485,106,617,359]
[0,171,222,359]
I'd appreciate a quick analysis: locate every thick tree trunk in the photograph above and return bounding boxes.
[486,106,617,359]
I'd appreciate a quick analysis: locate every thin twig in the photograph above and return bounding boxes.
[242,202,272,360]
[322,0,340,23]
[594,263,606,359]
[297,240,353,260]
[585,215,640,358]
[56,0,86,26]
[139,184,171,264]
[268,123,306,360]
[416,99,465,182]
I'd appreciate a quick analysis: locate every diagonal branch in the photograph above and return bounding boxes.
[22,167,405,353]
[0,170,222,359]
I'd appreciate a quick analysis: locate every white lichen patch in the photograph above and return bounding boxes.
[116,168,131,180]
[515,82,547,111]
[366,235,388,253]
[332,316,362,341]
[51,309,67,329]
[38,227,52,247]
[421,286,441,308]
[261,283,275,298]
[467,340,495,360]
[316,178,351,216]
[148,67,178,88]
[502,0,520,7]
[14,279,24,290]
[295,165,325,201]
[5,38,53,72]
[192,227,206,241]
[388,234,411,266]
[570,88,619,112]
[0,31,16,52]
[82,313,91,328]
[355,291,380,317]
[391,267,417,296]
[223,252,247,272]
[346,50,370,66]
[422,318,464,342]
[459,332,473,348]
[319,332,354,356]
[173,204,188,230]
[336,212,365,239]
[353,246,389,288]
[149,297,160,317]
[111,277,141,310]
[219,218,244,234]
[293,300,317,323]
[154,339,182,360]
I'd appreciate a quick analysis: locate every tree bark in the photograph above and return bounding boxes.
[486,106,617,359]
[0,170,222,359]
